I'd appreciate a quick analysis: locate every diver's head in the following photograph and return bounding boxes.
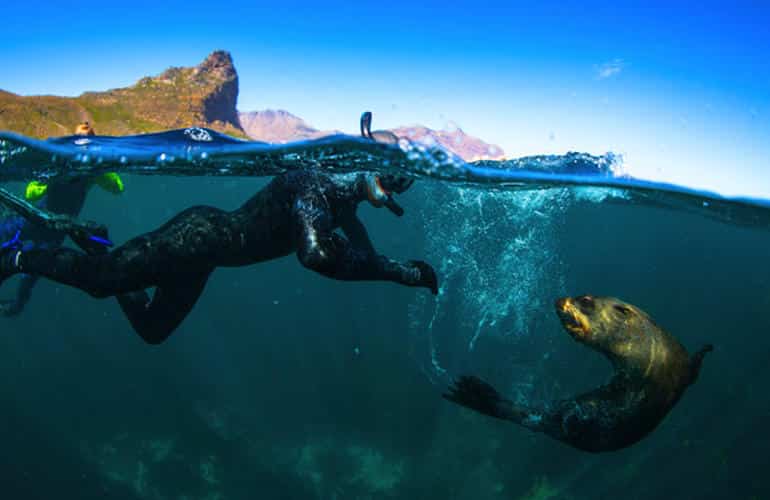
[359,112,414,215]
[378,174,414,194]
[362,174,412,216]
[75,121,95,136]
[555,295,652,360]
[364,175,390,208]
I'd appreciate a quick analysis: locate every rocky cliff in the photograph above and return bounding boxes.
[1,50,504,161]
[0,51,245,138]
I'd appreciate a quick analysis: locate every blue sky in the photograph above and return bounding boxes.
[1,1,769,196]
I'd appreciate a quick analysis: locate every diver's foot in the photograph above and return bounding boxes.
[71,230,112,256]
[0,242,22,287]
[0,299,21,317]
[443,375,505,418]
[405,260,438,295]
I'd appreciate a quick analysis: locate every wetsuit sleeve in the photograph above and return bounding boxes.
[293,196,437,294]
[339,210,375,255]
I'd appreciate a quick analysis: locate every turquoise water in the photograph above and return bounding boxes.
[1,128,769,499]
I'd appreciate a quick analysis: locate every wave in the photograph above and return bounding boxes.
[1,127,769,228]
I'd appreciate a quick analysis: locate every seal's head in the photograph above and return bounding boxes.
[555,295,656,366]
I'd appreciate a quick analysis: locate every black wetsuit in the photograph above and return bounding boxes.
[3,170,437,344]
[0,179,90,316]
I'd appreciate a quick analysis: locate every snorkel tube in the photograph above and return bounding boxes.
[361,111,374,139]
[360,111,406,217]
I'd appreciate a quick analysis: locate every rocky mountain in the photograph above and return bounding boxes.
[238,110,337,143]
[391,125,505,161]
[0,50,504,160]
[0,51,246,138]
[239,111,505,161]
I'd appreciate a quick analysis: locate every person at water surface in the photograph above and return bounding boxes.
[0,116,437,344]
[0,122,124,317]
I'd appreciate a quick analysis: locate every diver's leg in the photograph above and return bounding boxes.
[10,244,155,297]
[2,205,228,297]
[0,274,39,317]
[116,273,211,345]
[296,223,438,294]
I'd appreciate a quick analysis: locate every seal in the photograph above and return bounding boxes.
[443,295,713,452]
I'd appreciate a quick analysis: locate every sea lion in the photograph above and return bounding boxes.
[443,295,713,452]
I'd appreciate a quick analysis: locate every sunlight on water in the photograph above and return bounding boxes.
[407,183,631,386]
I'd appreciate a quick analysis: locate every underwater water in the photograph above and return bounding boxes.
[0,129,769,499]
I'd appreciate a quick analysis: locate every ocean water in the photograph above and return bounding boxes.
[0,129,769,499]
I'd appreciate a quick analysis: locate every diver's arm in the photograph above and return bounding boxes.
[339,210,376,255]
[294,197,437,293]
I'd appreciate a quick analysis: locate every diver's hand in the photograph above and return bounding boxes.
[405,260,438,295]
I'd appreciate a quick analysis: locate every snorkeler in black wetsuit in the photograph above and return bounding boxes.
[0,115,436,344]
[0,122,124,316]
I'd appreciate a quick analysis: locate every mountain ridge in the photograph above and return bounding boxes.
[238,110,505,161]
[0,50,504,160]
[0,50,246,138]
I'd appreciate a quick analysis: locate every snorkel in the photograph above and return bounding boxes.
[360,111,407,217]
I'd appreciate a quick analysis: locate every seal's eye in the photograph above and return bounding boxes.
[614,305,631,316]
[578,296,594,308]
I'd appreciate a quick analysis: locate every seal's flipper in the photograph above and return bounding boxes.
[444,375,551,434]
[444,376,515,421]
[688,344,713,385]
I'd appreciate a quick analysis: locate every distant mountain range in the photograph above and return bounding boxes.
[238,110,505,161]
[238,109,338,143]
[0,50,505,161]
